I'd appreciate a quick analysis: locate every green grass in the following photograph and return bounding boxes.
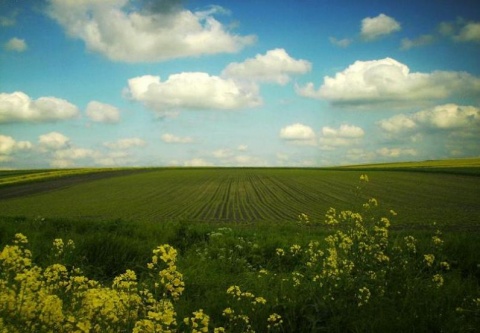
[0,167,128,187]
[1,162,479,332]
[338,157,480,176]
[1,167,479,229]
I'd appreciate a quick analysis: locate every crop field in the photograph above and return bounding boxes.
[0,167,479,228]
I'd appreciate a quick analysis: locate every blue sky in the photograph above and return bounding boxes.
[1,0,479,168]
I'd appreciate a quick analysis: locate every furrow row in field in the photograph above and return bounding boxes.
[189,177,225,221]
[156,174,218,221]
[246,174,293,221]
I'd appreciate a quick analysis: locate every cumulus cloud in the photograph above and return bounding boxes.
[237,144,248,151]
[222,48,311,85]
[127,73,261,114]
[376,147,417,158]
[439,19,480,43]
[86,101,121,123]
[161,133,193,144]
[360,13,401,41]
[329,37,353,48]
[0,91,79,123]
[400,34,435,50]
[319,124,364,150]
[211,147,266,166]
[377,114,417,133]
[104,137,146,149]
[3,37,27,52]
[50,147,99,168]
[46,0,255,62]
[212,148,233,159]
[296,57,480,108]
[379,104,480,133]
[39,132,70,150]
[183,158,212,167]
[454,22,480,43]
[0,135,32,162]
[279,123,316,145]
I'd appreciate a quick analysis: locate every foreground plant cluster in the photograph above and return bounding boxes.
[1,176,479,332]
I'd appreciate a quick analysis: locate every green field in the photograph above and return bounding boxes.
[1,160,480,332]
[1,166,479,229]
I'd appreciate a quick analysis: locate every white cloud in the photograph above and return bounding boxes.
[322,124,365,138]
[279,123,316,145]
[400,34,435,50]
[329,37,353,48]
[319,124,364,149]
[54,147,95,160]
[231,155,266,166]
[104,137,146,149]
[379,104,480,133]
[0,135,32,162]
[455,22,480,43]
[212,148,233,158]
[222,48,311,85]
[440,20,480,43]
[377,114,417,133]
[127,73,261,114]
[0,91,79,123]
[378,104,480,158]
[237,144,248,151]
[360,13,401,41]
[161,133,193,144]
[0,14,16,27]
[183,158,212,167]
[376,147,417,158]
[3,37,27,52]
[46,0,255,62]
[414,104,480,129]
[39,132,70,150]
[86,101,121,123]
[296,57,480,108]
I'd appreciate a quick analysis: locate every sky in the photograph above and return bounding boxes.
[1,0,479,169]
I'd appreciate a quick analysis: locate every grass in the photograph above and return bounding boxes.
[0,167,128,187]
[1,160,479,332]
[1,167,479,229]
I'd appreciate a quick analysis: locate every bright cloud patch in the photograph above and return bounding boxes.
[455,22,480,43]
[0,91,79,123]
[0,135,32,162]
[361,13,401,41]
[377,147,417,158]
[222,48,311,84]
[183,158,212,167]
[279,123,316,145]
[297,57,480,108]
[400,35,435,50]
[104,138,146,150]
[379,104,480,133]
[319,124,364,150]
[3,37,27,52]
[39,132,70,150]
[440,20,480,43]
[161,133,193,144]
[46,0,255,62]
[86,101,121,123]
[127,73,261,114]
[329,37,353,48]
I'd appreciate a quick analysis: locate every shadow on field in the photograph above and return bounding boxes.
[0,169,152,200]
